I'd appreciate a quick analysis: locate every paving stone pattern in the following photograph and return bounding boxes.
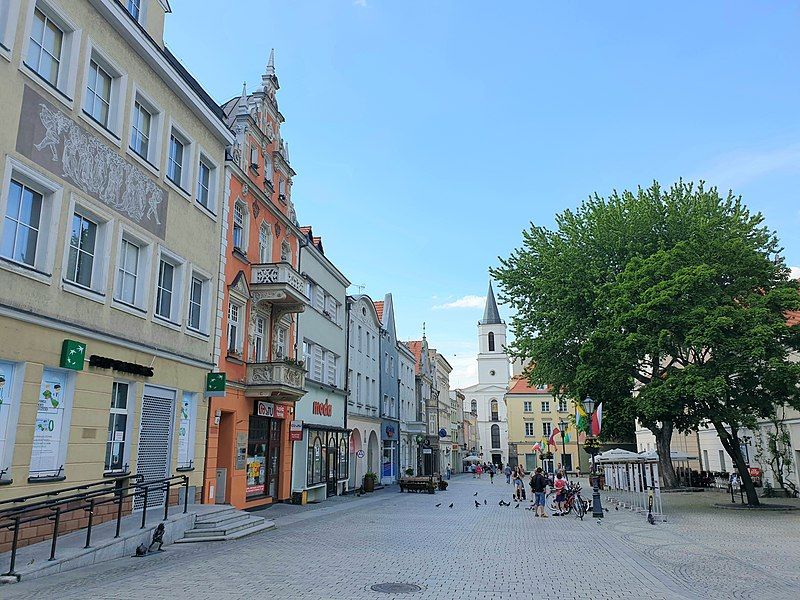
[4,477,799,600]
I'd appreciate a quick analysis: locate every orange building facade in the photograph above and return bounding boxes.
[203,53,308,510]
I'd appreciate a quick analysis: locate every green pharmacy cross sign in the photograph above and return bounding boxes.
[60,339,86,371]
[206,372,226,397]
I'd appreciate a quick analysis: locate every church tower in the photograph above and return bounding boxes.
[477,283,509,385]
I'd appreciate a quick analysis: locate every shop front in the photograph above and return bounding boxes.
[292,392,349,503]
[381,420,399,484]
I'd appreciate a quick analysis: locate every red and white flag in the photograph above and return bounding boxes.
[591,403,603,436]
[548,427,560,447]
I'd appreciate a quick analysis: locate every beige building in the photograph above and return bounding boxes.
[0,0,232,508]
[505,377,588,474]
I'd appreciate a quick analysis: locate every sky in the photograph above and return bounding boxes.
[165,1,800,388]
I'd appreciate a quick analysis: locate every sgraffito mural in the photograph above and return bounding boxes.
[16,86,168,238]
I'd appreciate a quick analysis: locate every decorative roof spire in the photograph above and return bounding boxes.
[237,82,248,116]
[266,48,275,76]
[422,322,427,340]
[480,282,502,325]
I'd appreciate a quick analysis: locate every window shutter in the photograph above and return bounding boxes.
[326,353,337,386]
[314,287,324,311]
[313,346,324,381]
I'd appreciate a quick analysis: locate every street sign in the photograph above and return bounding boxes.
[356,450,365,459]
[289,420,303,441]
[423,448,432,455]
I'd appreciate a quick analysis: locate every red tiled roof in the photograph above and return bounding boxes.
[506,376,551,395]
[406,340,423,373]
[787,311,800,326]
[374,301,384,323]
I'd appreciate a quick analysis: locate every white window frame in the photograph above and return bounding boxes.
[258,221,272,263]
[104,380,134,474]
[523,401,532,412]
[112,227,152,316]
[125,0,147,25]
[558,398,568,412]
[176,391,197,470]
[0,360,25,482]
[21,0,81,104]
[541,400,550,413]
[227,300,243,354]
[61,196,112,302]
[80,40,127,143]
[542,422,552,437]
[153,247,185,328]
[253,314,266,362]
[274,324,288,359]
[165,120,194,196]
[0,157,63,283]
[0,0,22,61]
[524,422,535,437]
[127,85,164,172]
[186,266,211,336]
[195,149,218,216]
[232,199,248,253]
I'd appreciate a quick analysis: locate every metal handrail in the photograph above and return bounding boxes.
[1,474,189,579]
[0,475,132,510]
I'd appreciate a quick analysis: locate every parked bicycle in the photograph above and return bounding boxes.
[548,482,589,519]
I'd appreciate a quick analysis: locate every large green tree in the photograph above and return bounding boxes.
[493,182,800,498]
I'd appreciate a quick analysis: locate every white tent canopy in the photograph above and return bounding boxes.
[463,455,481,462]
[638,450,698,462]
[596,448,641,463]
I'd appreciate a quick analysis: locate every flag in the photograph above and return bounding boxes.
[591,403,603,436]
[564,432,571,443]
[532,442,542,453]
[576,403,589,433]
[548,427,560,448]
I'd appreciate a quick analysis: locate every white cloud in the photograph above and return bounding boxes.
[790,266,800,280]
[696,143,800,189]
[433,295,484,310]
[449,354,478,389]
[353,0,367,6]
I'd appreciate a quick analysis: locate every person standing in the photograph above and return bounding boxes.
[504,464,512,484]
[476,463,483,479]
[553,471,567,515]
[513,472,524,501]
[489,466,495,484]
[532,468,548,518]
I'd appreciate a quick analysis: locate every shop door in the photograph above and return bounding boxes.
[135,386,175,510]
[563,454,573,473]
[491,453,502,468]
[326,435,337,497]
[266,419,281,498]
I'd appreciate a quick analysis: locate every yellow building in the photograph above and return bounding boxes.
[0,0,233,507]
[505,377,589,474]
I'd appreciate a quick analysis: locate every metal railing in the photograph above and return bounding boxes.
[1,474,189,578]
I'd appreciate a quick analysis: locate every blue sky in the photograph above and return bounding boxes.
[165,1,800,386]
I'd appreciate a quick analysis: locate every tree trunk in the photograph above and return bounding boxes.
[716,424,760,506]
[653,421,678,489]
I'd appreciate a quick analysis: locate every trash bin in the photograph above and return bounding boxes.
[291,490,307,505]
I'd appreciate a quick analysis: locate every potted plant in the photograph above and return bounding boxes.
[363,471,378,492]
[404,467,414,477]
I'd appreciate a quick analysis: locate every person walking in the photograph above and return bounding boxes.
[476,463,483,479]
[513,472,524,501]
[532,468,548,518]
[489,466,495,484]
[552,471,567,515]
[504,464,512,484]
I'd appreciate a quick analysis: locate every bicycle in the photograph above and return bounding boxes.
[548,482,587,519]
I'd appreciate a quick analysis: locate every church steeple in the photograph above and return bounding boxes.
[480,282,502,325]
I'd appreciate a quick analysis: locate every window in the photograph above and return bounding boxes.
[177,392,196,469]
[470,399,477,413]
[104,381,129,472]
[27,7,63,87]
[307,432,323,486]
[115,238,139,305]
[542,422,552,437]
[84,59,111,127]
[275,325,287,359]
[357,326,362,352]
[264,154,273,182]
[155,253,183,323]
[196,159,212,210]
[356,373,361,405]
[227,302,242,353]
[0,2,21,55]
[525,422,535,436]
[558,398,568,412]
[523,401,532,412]
[130,101,151,158]
[491,424,500,449]
[258,222,272,262]
[541,400,550,413]
[2,179,42,267]
[253,316,266,361]
[65,212,96,287]
[232,201,246,251]
[280,240,291,263]
[719,449,726,471]
[325,352,337,387]
[490,399,498,422]
[187,272,208,333]
[339,435,348,481]
[167,134,185,187]
[488,331,495,352]
[278,177,286,199]
[126,0,142,21]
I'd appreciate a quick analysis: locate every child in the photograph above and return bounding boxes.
[553,471,567,515]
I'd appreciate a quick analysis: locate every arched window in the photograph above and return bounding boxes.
[491,424,500,449]
[470,399,477,413]
[490,399,499,421]
[258,222,272,263]
[327,434,337,481]
[339,434,349,480]
[307,433,323,485]
[488,331,495,352]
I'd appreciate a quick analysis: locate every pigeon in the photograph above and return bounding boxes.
[597,520,602,524]
[604,508,609,513]
[473,492,478,496]
[435,503,441,507]
[615,506,619,511]
[449,503,454,508]
[647,513,656,525]
[484,499,487,505]
[27,558,35,566]
[474,500,480,508]
[515,503,520,509]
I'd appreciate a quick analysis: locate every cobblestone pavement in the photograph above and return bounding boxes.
[4,476,799,600]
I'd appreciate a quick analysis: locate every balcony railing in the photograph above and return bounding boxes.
[246,361,306,399]
[250,262,308,311]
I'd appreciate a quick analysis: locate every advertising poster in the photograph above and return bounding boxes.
[30,370,67,476]
[177,394,193,467]
[0,361,15,472]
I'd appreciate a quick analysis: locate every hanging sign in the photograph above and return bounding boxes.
[257,401,286,419]
[289,420,303,441]
[205,372,226,397]
[59,339,86,371]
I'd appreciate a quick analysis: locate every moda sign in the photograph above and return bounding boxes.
[312,400,333,417]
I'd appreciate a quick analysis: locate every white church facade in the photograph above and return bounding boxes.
[461,283,510,467]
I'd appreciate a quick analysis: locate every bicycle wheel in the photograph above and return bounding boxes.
[575,495,585,518]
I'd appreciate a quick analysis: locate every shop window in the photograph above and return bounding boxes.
[0,360,22,482]
[339,434,348,480]
[29,368,73,480]
[246,415,269,497]
[307,432,324,486]
[104,381,130,473]
[176,392,196,470]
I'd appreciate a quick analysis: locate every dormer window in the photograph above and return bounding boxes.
[126,0,143,22]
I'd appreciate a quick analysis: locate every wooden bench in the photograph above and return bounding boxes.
[399,477,436,494]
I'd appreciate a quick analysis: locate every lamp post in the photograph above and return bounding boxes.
[582,397,604,519]
[559,419,568,473]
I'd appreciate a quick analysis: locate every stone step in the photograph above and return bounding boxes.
[183,515,263,538]
[175,519,275,543]
[194,513,253,529]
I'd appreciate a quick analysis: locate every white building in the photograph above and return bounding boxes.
[462,283,510,467]
[398,340,420,475]
[346,295,382,489]
[431,350,453,474]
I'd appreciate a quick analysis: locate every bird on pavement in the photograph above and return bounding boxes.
[604,508,609,513]
[435,503,441,507]
[484,499,487,505]
[474,500,480,508]
[449,503,454,508]
[615,506,619,511]
[473,492,478,496]
[515,503,520,509]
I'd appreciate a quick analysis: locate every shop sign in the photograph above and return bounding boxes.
[257,401,286,419]
[356,450,365,459]
[289,420,303,441]
[59,339,86,371]
[206,372,226,397]
[89,355,154,377]
[312,400,333,417]
[438,428,448,438]
[423,448,432,455]
[381,421,396,441]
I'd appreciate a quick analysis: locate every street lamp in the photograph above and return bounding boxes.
[741,435,752,465]
[559,419,568,472]
[581,396,604,519]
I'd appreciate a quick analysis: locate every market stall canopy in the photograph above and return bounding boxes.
[596,449,641,463]
[463,455,481,462]
[638,450,698,462]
